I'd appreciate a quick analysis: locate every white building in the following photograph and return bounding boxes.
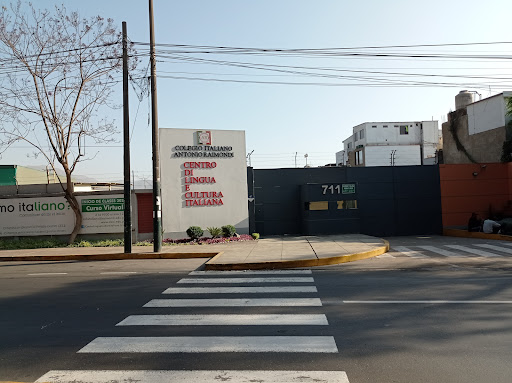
[338,121,440,167]
[441,90,511,164]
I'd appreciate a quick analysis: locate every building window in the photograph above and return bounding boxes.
[359,130,364,139]
[305,201,329,211]
[400,125,409,135]
[383,125,388,128]
[356,150,363,165]
[347,143,351,149]
[337,200,358,209]
[372,125,377,128]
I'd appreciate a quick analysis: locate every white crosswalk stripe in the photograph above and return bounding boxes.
[474,244,512,254]
[391,246,428,258]
[78,336,339,353]
[177,277,315,284]
[116,314,329,326]
[375,253,395,258]
[36,269,348,382]
[144,298,322,307]
[189,270,313,275]
[162,286,318,294]
[445,245,502,257]
[35,370,350,383]
[416,245,467,257]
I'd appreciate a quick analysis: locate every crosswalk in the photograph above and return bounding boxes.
[35,269,349,383]
[383,242,512,259]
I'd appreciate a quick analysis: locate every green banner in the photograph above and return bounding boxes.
[81,197,124,213]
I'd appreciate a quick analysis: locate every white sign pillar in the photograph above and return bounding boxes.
[160,128,249,238]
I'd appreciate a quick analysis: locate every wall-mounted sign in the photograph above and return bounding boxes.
[0,195,124,236]
[197,130,212,145]
[160,128,249,238]
[320,184,356,195]
[342,184,356,194]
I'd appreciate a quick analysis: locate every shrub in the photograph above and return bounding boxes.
[71,239,124,247]
[72,240,94,247]
[186,226,204,240]
[207,227,223,238]
[0,238,67,250]
[251,233,260,240]
[222,224,236,238]
[134,240,153,246]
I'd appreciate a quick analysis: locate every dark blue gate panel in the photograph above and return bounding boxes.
[250,165,442,237]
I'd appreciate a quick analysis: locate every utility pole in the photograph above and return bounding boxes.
[419,123,424,165]
[122,21,132,254]
[149,0,162,252]
[295,152,297,168]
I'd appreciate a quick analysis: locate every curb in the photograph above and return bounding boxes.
[443,228,512,242]
[0,252,218,262]
[0,239,390,270]
[205,240,390,270]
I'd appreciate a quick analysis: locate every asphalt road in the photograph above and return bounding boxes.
[1,235,511,383]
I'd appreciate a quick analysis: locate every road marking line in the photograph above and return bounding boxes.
[27,273,68,276]
[475,244,512,254]
[445,245,502,257]
[144,298,323,307]
[189,270,312,275]
[162,286,318,294]
[416,245,465,257]
[391,246,428,258]
[100,272,138,274]
[77,336,339,353]
[343,300,512,304]
[116,314,329,326]
[35,370,350,383]
[177,277,315,284]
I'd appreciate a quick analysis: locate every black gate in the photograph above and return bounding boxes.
[248,165,442,237]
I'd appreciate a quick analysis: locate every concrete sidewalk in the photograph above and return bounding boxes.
[0,234,389,270]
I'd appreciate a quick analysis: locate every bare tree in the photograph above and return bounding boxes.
[0,2,134,243]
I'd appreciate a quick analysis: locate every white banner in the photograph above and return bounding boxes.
[0,195,124,236]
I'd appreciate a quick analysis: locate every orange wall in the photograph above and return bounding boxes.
[439,163,512,227]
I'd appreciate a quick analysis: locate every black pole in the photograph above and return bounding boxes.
[149,0,162,252]
[122,21,132,253]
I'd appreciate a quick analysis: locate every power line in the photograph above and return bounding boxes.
[132,40,512,50]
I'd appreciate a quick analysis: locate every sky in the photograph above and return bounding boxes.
[1,0,512,185]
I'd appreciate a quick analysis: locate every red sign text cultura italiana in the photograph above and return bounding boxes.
[183,162,224,207]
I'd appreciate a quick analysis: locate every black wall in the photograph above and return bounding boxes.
[249,166,442,237]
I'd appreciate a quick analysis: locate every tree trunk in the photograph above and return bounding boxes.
[63,170,82,244]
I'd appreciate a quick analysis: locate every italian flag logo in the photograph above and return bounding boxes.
[197,131,212,145]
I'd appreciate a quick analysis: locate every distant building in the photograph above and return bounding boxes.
[338,121,440,167]
[0,165,121,195]
[442,90,511,164]
[0,165,58,186]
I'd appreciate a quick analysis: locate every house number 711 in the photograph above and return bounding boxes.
[321,185,340,195]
